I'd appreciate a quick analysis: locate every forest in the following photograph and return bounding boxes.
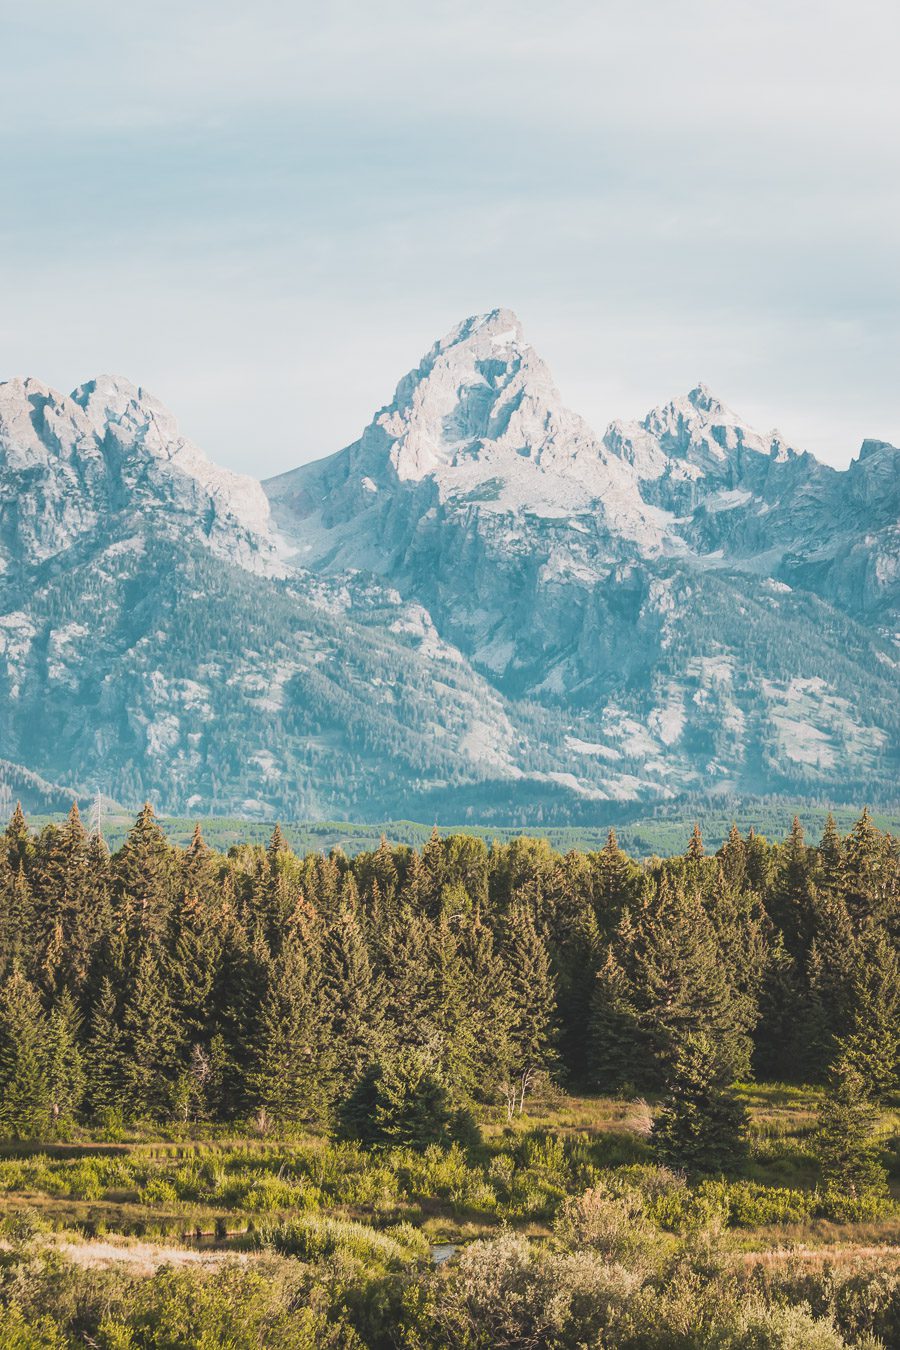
[0,804,897,1347]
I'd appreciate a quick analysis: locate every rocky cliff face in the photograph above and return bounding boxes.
[0,375,283,579]
[0,311,898,820]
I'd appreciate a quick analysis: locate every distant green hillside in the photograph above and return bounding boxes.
[28,800,900,858]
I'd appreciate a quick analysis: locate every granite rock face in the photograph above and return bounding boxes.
[0,310,897,819]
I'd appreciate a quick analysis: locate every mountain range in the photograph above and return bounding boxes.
[1,308,898,821]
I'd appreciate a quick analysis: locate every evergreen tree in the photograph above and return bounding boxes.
[84,976,127,1119]
[211,921,270,1119]
[652,1031,748,1175]
[686,823,705,861]
[322,900,386,1092]
[592,829,635,930]
[499,904,557,1114]
[718,822,747,889]
[839,928,900,1099]
[843,808,891,923]
[589,944,642,1092]
[817,814,844,896]
[815,1056,888,1200]
[113,804,176,949]
[768,816,816,960]
[44,989,85,1130]
[4,803,32,874]
[0,862,34,980]
[33,803,96,995]
[120,946,184,1119]
[339,1046,476,1149]
[250,928,333,1123]
[589,875,754,1090]
[0,968,49,1138]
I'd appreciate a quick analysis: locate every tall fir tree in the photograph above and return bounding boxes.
[250,927,333,1123]
[0,968,49,1138]
[321,899,386,1093]
[652,1030,748,1175]
[113,804,177,949]
[815,1054,888,1200]
[44,989,85,1131]
[84,976,127,1119]
[120,946,184,1119]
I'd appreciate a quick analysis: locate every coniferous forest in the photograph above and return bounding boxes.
[0,804,898,1347]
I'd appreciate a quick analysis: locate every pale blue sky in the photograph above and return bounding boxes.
[2,0,898,473]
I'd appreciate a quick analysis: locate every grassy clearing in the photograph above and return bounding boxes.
[0,1088,895,1251]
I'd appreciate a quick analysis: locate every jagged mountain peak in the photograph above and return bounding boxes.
[266,308,670,567]
[0,370,281,575]
[435,306,527,353]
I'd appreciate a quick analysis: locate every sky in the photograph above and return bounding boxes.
[1,0,899,475]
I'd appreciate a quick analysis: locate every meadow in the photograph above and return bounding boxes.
[1,1085,898,1347]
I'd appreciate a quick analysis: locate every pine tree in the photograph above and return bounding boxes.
[815,1056,888,1200]
[4,803,32,874]
[114,804,176,949]
[743,827,773,893]
[121,946,184,1119]
[0,968,49,1138]
[589,874,754,1090]
[686,823,705,861]
[250,929,333,1123]
[652,1031,748,1175]
[44,989,85,1131]
[843,808,890,923]
[839,928,900,1099]
[339,1046,474,1149]
[718,823,747,889]
[768,816,816,960]
[421,826,447,917]
[32,803,95,995]
[211,922,270,1119]
[588,944,642,1093]
[817,814,844,896]
[84,976,127,1119]
[499,904,557,1114]
[593,829,635,929]
[0,862,34,980]
[322,900,386,1093]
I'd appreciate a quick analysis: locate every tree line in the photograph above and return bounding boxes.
[0,804,896,1168]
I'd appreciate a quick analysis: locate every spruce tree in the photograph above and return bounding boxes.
[121,946,183,1119]
[652,1031,748,1175]
[839,928,900,1099]
[44,989,85,1131]
[817,814,844,896]
[718,822,747,888]
[250,929,333,1123]
[815,1056,888,1200]
[84,976,127,1119]
[592,829,635,929]
[499,904,557,1114]
[114,804,176,949]
[588,944,642,1093]
[339,1046,474,1149]
[4,803,32,874]
[0,862,34,980]
[0,968,49,1138]
[589,874,754,1090]
[322,899,386,1092]
[33,803,94,995]
[768,816,816,960]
